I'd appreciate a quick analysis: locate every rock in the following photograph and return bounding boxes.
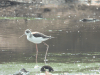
[41,65,54,72]
[13,68,30,75]
[80,18,96,22]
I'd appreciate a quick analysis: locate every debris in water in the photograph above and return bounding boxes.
[29,8,32,10]
[80,18,99,22]
[96,8,98,10]
[78,31,79,33]
[66,31,68,33]
[58,30,62,32]
[81,18,95,21]
[57,16,60,18]
[48,30,52,32]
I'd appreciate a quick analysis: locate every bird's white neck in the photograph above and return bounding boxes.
[27,33,32,38]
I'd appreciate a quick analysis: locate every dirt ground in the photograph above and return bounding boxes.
[0,0,99,18]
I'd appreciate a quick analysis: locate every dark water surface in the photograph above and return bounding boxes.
[0,17,100,63]
[0,4,100,63]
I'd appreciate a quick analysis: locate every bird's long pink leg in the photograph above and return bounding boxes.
[36,44,38,64]
[43,42,49,64]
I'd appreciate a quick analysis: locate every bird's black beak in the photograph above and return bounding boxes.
[19,34,25,38]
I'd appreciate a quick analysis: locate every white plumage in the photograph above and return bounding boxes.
[23,29,54,65]
[25,29,52,44]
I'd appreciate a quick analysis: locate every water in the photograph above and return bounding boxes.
[0,2,100,63]
[0,18,100,63]
[1,1,100,75]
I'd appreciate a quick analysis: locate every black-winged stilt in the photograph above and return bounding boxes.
[19,29,54,65]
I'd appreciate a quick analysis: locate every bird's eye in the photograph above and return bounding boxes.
[26,31,30,33]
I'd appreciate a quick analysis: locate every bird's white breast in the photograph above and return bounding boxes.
[27,36,48,44]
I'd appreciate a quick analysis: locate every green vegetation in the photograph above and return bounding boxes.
[0,62,100,74]
[0,17,55,20]
[1,52,100,74]
[0,17,42,20]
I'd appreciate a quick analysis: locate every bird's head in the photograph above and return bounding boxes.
[25,29,31,36]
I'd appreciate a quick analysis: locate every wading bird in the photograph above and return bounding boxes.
[19,29,54,65]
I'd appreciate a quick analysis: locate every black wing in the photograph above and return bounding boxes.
[33,33,50,38]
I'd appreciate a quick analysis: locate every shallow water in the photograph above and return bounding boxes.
[0,16,100,63]
[0,1,100,75]
[0,2,100,64]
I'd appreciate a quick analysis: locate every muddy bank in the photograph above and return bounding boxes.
[0,1,100,18]
[0,1,100,33]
